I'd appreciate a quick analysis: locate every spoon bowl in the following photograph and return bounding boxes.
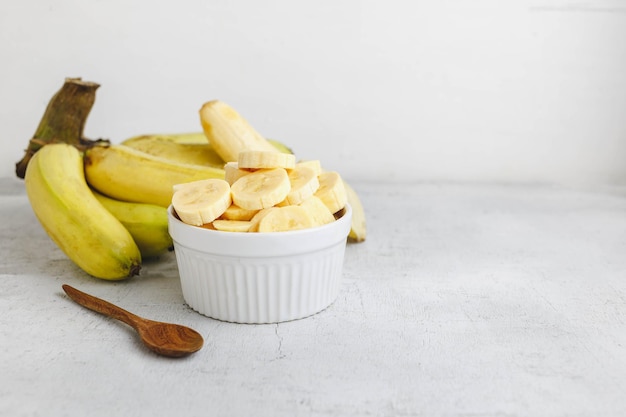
[62,284,203,358]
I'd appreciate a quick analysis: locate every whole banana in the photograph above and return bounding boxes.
[24,143,142,280]
[343,181,366,242]
[84,144,225,207]
[92,190,173,258]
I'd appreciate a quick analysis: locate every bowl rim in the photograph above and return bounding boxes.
[168,203,352,257]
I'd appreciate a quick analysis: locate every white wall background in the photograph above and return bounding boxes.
[1,0,625,185]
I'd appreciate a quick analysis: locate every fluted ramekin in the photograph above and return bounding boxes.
[168,204,352,324]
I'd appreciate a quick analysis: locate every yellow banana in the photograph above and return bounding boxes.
[121,132,292,168]
[92,190,173,258]
[124,131,290,150]
[84,144,225,208]
[123,132,209,145]
[24,143,142,280]
[121,133,225,168]
[344,181,367,242]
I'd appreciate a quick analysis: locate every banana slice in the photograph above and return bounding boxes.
[221,203,259,221]
[172,178,232,226]
[238,150,296,170]
[315,171,348,214]
[248,207,279,232]
[230,168,290,210]
[299,196,335,227]
[224,161,252,185]
[257,205,314,232]
[212,219,252,232]
[296,160,322,176]
[199,222,217,230]
[279,165,319,206]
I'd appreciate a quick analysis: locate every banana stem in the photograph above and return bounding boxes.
[15,77,105,179]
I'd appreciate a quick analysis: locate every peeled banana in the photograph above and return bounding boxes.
[84,144,225,207]
[24,143,142,280]
[92,190,173,258]
[199,100,278,162]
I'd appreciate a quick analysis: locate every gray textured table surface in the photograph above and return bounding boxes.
[1,176,625,417]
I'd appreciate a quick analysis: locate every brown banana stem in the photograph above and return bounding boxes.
[15,77,104,179]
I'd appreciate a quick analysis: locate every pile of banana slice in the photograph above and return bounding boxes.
[172,150,348,233]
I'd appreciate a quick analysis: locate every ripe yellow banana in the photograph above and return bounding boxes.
[122,132,292,164]
[123,132,209,145]
[344,181,367,242]
[24,143,142,280]
[121,133,225,168]
[92,190,173,258]
[84,144,225,208]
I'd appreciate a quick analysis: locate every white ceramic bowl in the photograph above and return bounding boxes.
[168,204,352,324]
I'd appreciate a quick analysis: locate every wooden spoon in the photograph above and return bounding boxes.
[62,284,203,358]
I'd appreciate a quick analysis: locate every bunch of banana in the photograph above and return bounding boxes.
[24,143,143,280]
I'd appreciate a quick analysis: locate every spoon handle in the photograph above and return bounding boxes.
[62,284,141,329]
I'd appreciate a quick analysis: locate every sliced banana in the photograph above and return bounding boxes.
[238,150,296,170]
[212,219,252,232]
[299,196,335,227]
[230,168,291,210]
[315,171,348,214]
[279,165,319,206]
[296,160,322,176]
[172,178,232,226]
[221,203,259,221]
[248,207,279,232]
[257,205,314,233]
[224,161,252,185]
